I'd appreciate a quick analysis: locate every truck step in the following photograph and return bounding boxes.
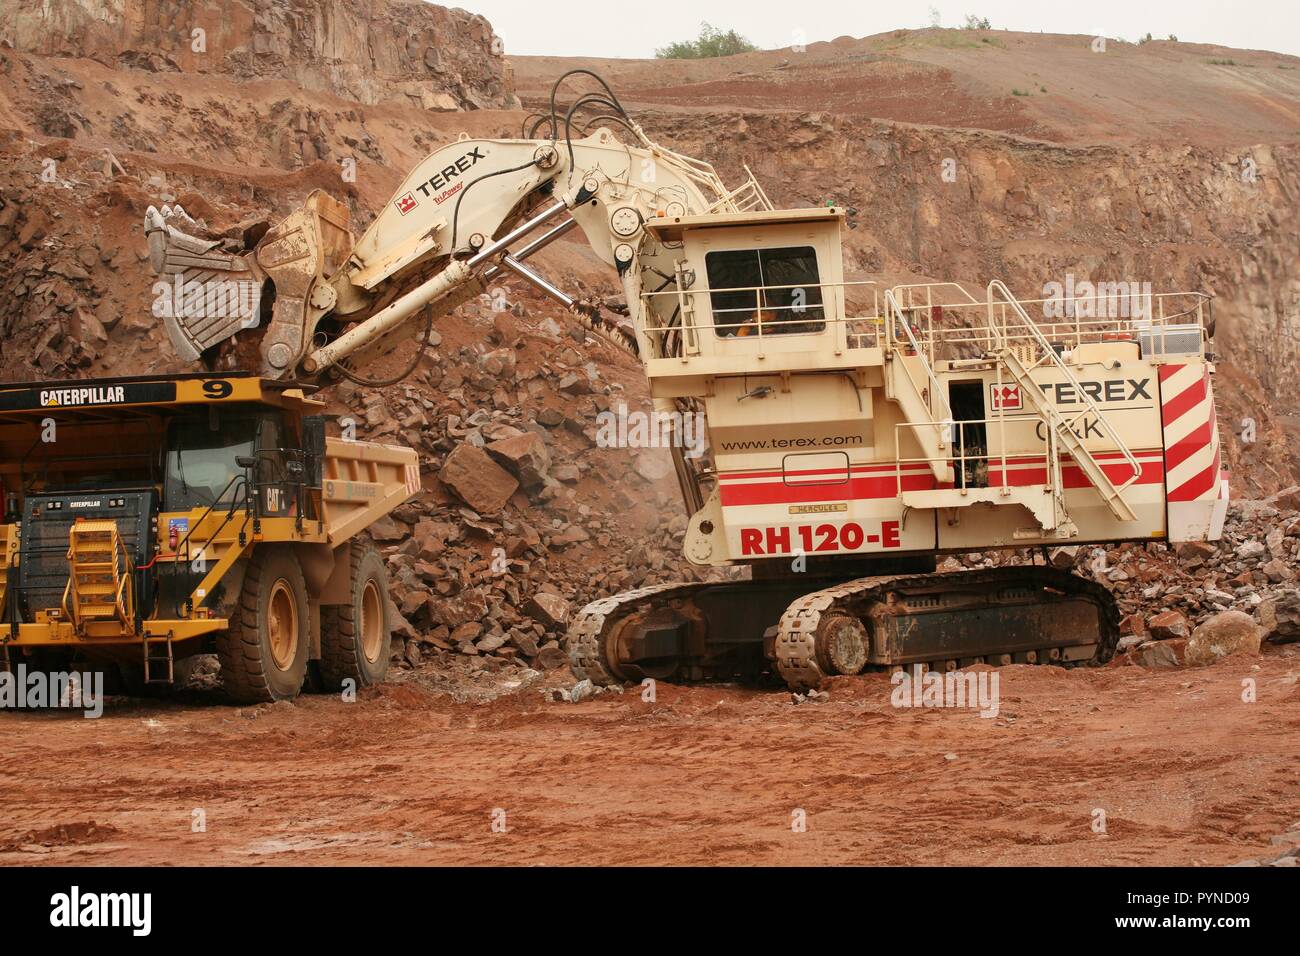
[142,634,175,685]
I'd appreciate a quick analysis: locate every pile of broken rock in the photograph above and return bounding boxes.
[1083,491,1298,668]
[324,290,708,681]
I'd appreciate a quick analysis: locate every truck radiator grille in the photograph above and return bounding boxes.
[16,490,155,620]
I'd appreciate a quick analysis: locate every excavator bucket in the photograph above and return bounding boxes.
[144,204,264,362]
[144,191,354,376]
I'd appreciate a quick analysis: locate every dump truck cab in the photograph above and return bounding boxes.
[0,373,419,702]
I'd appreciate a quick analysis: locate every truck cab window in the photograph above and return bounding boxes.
[164,416,255,511]
[706,246,826,337]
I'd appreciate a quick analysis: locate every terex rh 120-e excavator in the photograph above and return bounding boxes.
[145,72,1228,689]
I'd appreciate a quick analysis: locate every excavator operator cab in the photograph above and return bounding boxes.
[641,208,851,365]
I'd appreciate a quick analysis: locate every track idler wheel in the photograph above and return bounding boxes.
[813,612,868,676]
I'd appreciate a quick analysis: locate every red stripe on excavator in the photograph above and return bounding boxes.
[719,472,936,506]
[719,462,930,482]
[1164,419,1214,474]
[719,456,1165,506]
[1167,458,1220,501]
[718,450,1163,484]
[1160,364,1221,501]
[989,457,1165,489]
[1168,425,1221,502]
[1160,365,1207,426]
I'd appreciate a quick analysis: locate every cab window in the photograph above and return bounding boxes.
[706,246,826,337]
[164,415,255,511]
[164,413,291,513]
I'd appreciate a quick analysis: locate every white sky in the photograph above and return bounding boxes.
[460,0,1300,59]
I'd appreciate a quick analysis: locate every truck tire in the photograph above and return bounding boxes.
[318,544,392,692]
[217,546,309,703]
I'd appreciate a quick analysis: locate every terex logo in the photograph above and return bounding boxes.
[413,146,486,200]
[990,383,1022,411]
[394,192,418,216]
[1041,378,1152,406]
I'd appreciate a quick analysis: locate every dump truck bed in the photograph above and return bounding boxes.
[321,436,422,544]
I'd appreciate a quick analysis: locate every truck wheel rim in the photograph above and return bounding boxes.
[361,579,384,664]
[268,579,298,670]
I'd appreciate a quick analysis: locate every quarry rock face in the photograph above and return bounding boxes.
[0,0,517,110]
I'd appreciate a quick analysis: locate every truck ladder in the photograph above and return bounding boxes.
[143,632,175,685]
[0,525,11,622]
[65,519,135,627]
[986,280,1139,522]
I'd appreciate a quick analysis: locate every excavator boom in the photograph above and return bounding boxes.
[146,79,770,382]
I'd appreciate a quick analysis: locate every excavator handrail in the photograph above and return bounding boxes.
[986,280,1143,493]
[884,288,955,426]
[892,413,1053,496]
[637,278,885,356]
[619,123,773,214]
[884,283,1211,359]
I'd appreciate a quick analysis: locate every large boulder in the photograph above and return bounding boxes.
[427,588,489,629]
[1048,546,1079,569]
[1135,639,1183,668]
[438,443,518,514]
[524,591,571,630]
[1184,611,1262,666]
[486,432,551,489]
[1262,559,1293,583]
[1175,540,1217,561]
[1258,589,1300,644]
[1269,486,1300,511]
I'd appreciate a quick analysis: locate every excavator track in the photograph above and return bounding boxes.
[775,566,1119,690]
[567,576,828,685]
[567,566,1118,692]
[568,581,715,684]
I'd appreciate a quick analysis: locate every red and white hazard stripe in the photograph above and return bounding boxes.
[717,451,1167,508]
[1159,364,1221,501]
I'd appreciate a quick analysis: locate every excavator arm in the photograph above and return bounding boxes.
[145,76,772,382]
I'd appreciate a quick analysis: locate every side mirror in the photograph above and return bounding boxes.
[236,456,256,469]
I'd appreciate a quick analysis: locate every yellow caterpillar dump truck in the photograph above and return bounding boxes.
[0,373,419,702]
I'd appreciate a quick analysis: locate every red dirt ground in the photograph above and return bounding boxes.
[3,647,1297,866]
